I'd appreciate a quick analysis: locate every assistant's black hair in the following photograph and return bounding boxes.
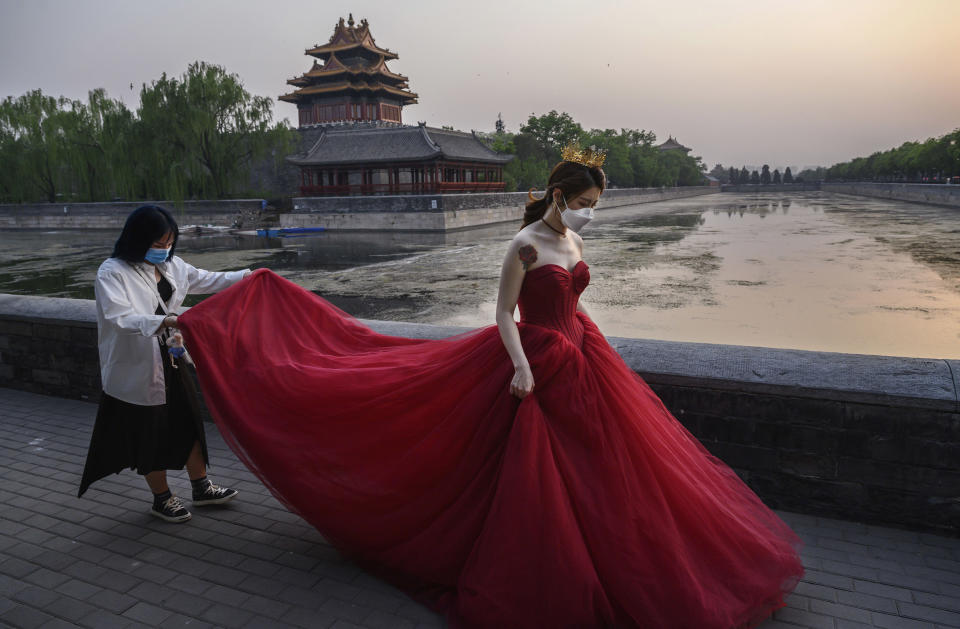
[111,205,179,263]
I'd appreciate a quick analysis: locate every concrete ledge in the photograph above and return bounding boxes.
[2,293,958,533]
[365,319,957,409]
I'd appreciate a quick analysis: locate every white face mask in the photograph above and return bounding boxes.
[558,196,594,232]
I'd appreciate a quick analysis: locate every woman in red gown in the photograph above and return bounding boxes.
[179,150,803,628]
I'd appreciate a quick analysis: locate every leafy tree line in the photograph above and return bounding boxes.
[823,128,960,183]
[0,61,296,204]
[708,163,796,185]
[481,111,706,192]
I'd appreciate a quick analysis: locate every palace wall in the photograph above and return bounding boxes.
[283,186,719,231]
[2,292,957,534]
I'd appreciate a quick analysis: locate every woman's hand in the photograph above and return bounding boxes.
[162,315,179,328]
[510,364,534,399]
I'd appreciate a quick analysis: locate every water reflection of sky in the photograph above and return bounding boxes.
[3,192,960,358]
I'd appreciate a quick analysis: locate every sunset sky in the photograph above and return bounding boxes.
[2,0,958,171]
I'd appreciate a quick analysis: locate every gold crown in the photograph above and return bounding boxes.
[560,143,607,168]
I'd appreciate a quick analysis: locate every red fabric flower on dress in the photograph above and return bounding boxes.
[572,262,590,294]
[518,245,538,269]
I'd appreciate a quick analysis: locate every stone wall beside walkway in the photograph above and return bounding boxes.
[1,293,958,535]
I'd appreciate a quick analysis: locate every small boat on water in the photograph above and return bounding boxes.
[256,227,327,238]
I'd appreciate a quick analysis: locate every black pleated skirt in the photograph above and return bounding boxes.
[78,344,210,497]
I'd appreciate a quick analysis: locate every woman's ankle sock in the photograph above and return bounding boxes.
[191,476,211,494]
[153,489,172,508]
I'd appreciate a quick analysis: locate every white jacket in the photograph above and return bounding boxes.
[95,255,249,406]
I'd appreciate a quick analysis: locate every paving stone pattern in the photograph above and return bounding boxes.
[0,387,958,629]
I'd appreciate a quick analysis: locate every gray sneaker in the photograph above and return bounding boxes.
[151,495,192,523]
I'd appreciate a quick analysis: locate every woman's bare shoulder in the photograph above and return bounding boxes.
[507,224,539,250]
[570,229,584,251]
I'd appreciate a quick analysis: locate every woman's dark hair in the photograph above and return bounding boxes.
[111,205,180,262]
[522,161,606,227]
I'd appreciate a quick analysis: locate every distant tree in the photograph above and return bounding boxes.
[760,164,771,184]
[772,169,781,184]
[738,166,750,184]
[519,110,584,164]
[783,166,794,183]
[506,132,550,191]
[750,170,760,184]
[580,128,631,186]
[823,127,960,182]
[495,112,505,134]
[728,166,737,183]
[798,166,826,182]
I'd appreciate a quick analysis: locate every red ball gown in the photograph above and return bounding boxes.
[179,265,802,628]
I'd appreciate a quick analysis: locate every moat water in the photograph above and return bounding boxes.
[3,191,960,359]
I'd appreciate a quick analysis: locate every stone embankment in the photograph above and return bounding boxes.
[2,293,957,534]
[0,187,718,232]
[721,183,821,192]
[722,181,960,209]
[822,182,960,208]
[0,199,268,230]
[283,186,718,231]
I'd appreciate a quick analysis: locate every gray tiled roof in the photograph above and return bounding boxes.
[426,127,512,163]
[288,123,513,166]
[656,136,691,151]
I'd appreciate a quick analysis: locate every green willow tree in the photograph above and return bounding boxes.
[137,61,295,201]
[62,88,138,202]
[0,62,295,204]
[0,90,71,202]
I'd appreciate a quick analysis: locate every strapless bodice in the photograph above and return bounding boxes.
[517,261,590,346]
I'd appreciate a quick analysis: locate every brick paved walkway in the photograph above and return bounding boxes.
[0,387,957,629]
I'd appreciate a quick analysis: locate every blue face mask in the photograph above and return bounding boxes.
[144,247,171,265]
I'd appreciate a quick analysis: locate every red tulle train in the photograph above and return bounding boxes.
[180,266,802,628]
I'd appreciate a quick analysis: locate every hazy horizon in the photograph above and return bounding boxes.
[2,0,958,171]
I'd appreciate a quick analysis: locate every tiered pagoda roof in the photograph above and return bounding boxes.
[280,14,417,106]
[656,136,691,153]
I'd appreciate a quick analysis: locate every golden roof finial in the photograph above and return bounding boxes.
[560,142,607,168]
[348,13,355,27]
